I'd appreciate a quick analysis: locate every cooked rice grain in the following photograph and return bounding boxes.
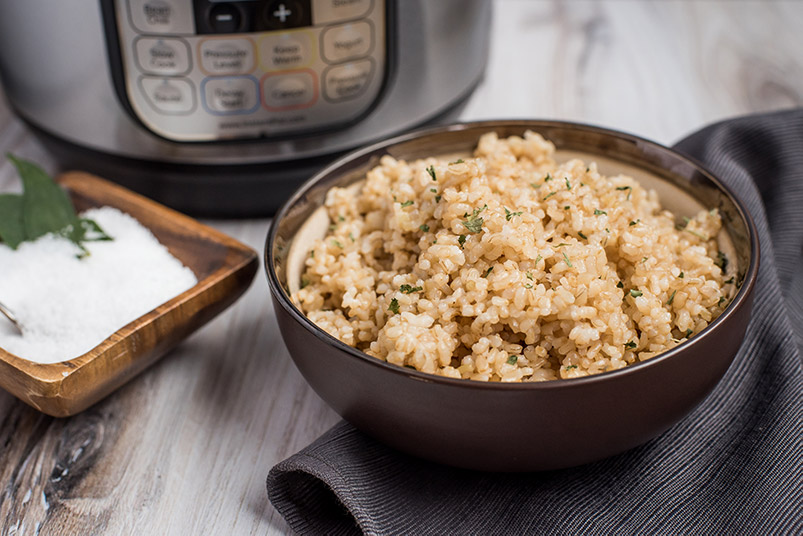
[293,131,731,381]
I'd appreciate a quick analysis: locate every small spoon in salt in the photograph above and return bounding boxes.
[0,300,22,335]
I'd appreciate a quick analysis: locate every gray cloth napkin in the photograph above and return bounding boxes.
[267,109,803,535]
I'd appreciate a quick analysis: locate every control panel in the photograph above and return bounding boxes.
[110,0,387,141]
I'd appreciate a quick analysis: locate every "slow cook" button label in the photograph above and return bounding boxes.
[135,37,191,75]
[323,59,373,102]
[202,76,259,114]
[199,38,255,75]
[139,77,195,114]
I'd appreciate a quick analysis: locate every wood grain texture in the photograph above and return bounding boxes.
[1,1,801,534]
[0,172,259,417]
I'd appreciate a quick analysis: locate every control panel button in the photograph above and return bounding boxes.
[262,70,317,110]
[321,21,372,63]
[199,38,255,75]
[128,0,195,34]
[202,76,259,114]
[139,77,196,114]
[207,3,243,33]
[312,0,372,25]
[261,0,312,31]
[259,31,314,71]
[323,59,373,102]
[135,37,191,75]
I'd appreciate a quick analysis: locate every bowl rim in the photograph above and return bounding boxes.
[265,119,760,391]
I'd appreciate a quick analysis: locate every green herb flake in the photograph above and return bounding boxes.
[685,328,693,338]
[565,177,572,190]
[504,207,523,221]
[724,277,734,285]
[332,239,343,249]
[616,281,624,289]
[458,234,466,248]
[388,298,400,314]
[435,195,442,203]
[300,277,310,289]
[349,232,355,242]
[667,290,677,306]
[450,159,464,165]
[426,165,437,181]
[482,266,493,278]
[556,242,570,247]
[718,296,726,306]
[630,289,643,298]
[524,283,533,289]
[544,173,552,182]
[399,200,414,208]
[562,251,573,268]
[526,272,534,280]
[625,341,638,350]
[616,185,633,200]
[594,209,607,216]
[309,250,315,258]
[564,205,570,210]
[419,224,430,232]
[530,182,541,189]
[565,365,577,370]
[686,229,707,240]
[430,188,437,193]
[578,231,587,240]
[400,284,423,294]
[679,272,684,279]
[543,191,557,201]
[715,251,729,272]
[507,355,518,365]
[462,207,484,234]
[337,215,345,222]
[535,254,543,265]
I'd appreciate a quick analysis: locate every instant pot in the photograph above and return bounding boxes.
[0,0,491,216]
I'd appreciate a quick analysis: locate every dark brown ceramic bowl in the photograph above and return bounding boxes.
[265,120,759,472]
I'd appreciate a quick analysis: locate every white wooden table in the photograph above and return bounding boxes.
[1,1,801,534]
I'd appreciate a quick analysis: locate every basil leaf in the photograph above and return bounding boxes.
[8,154,79,241]
[0,194,25,249]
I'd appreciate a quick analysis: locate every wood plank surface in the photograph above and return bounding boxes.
[1,1,801,534]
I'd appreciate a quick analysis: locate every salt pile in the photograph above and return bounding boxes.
[0,207,198,363]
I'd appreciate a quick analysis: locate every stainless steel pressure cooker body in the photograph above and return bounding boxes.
[0,0,491,216]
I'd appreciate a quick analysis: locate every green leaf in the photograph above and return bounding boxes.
[0,194,25,249]
[8,154,78,241]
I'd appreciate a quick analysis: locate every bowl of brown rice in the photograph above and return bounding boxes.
[266,120,759,471]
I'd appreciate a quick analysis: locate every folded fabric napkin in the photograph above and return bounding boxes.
[267,109,803,535]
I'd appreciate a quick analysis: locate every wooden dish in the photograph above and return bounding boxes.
[0,172,259,417]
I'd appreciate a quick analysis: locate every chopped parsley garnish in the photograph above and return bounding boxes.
[629,219,639,226]
[349,232,355,242]
[564,205,570,210]
[556,242,570,247]
[435,195,442,203]
[684,328,693,338]
[300,277,310,289]
[399,200,414,208]
[616,281,624,289]
[388,298,400,314]
[507,355,518,365]
[578,231,587,240]
[430,187,437,193]
[419,224,430,232]
[535,254,543,265]
[718,296,726,306]
[526,272,534,280]
[625,341,637,350]
[530,182,541,189]
[505,207,523,221]
[630,289,643,298]
[679,272,684,278]
[544,173,552,182]
[309,250,315,258]
[458,234,467,248]
[724,277,734,285]
[594,209,607,216]
[332,239,343,248]
[686,229,707,240]
[562,251,573,268]
[462,206,485,233]
[715,251,729,272]
[450,159,464,165]
[426,165,437,181]
[667,290,677,305]
[482,266,493,278]
[565,177,572,190]
[616,186,632,200]
[524,283,533,289]
[543,191,557,201]
[337,215,345,222]
[565,365,577,370]
[400,284,423,294]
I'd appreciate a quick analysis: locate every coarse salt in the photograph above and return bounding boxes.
[0,207,198,363]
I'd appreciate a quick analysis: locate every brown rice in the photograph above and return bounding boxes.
[292,131,732,381]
